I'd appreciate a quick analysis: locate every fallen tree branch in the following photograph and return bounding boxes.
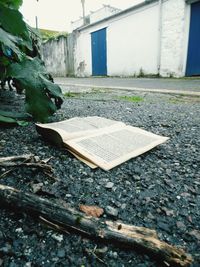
[18,162,53,172]
[0,184,192,267]
[0,155,54,180]
[0,154,33,166]
[0,161,53,171]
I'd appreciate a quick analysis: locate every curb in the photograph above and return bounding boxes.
[57,82,200,97]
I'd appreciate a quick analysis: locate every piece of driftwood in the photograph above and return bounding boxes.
[0,184,192,267]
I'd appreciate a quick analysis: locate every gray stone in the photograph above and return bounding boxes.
[52,234,63,242]
[85,178,94,183]
[57,249,66,258]
[31,183,43,194]
[176,221,186,230]
[121,204,126,210]
[105,182,114,189]
[65,194,72,198]
[105,206,118,217]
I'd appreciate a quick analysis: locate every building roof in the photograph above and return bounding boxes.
[185,0,200,3]
[71,4,121,31]
[75,0,197,32]
[75,0,158,32]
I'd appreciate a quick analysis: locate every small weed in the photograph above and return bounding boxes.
[91,88,109,94]
[60,155,68,160]
[64,92,82,98]
[138,68,145,78]
[76,216,83,224]
[119,95,144,103]
[169,98,182,104]
[169,95,200,104]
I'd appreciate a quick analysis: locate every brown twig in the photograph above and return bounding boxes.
[85,246,108,266]
[0,154,34,165]
[39,216,69,234]
[0,154,56,180]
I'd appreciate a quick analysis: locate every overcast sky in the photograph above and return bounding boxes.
[20,0,143,32]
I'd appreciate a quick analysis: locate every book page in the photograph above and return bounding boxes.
[66,126,169,171]
[67,148,97,169]
[36,116,125,141]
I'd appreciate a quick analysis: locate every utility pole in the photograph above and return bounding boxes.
[35,0,39,29]
[81,0,86,25]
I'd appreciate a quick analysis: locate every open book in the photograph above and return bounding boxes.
[36,116,169,171]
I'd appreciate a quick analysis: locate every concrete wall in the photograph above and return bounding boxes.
[107,3,159,76]
[160,0,190,77]
[73,0,191,77]
[66,33,76,76]
[74,30,91,77]
[41,36,68,77]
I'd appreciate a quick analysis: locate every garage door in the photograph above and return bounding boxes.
[186,1,200,76]
[91,28,107,76]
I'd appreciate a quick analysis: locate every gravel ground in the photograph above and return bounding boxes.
[0,89,200,267]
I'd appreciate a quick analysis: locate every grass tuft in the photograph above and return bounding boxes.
[119,96,144,103]
[64,92,82,98]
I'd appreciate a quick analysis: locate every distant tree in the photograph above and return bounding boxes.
[39,29,68,41]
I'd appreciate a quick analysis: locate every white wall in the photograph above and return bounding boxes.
[41,36,67,77]
[160,0,190,77]
[107,4,159,76]
[74,30,91,76]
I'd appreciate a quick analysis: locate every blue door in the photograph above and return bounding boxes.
[91,28,107,76]
[186,1,200,76]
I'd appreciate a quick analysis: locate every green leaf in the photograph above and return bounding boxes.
[0,0,23,9]
[0,56,10,66]
[0,114,17,124]
[8,57,63,122]
[16,120,29,126]
[0,3,32,50]
[40,75,64,100]
[25,87,57,123]
[0,28,22,59]
[0,114,28,126]
[0,110,32,120]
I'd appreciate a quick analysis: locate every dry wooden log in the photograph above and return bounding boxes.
[0,184,192,267]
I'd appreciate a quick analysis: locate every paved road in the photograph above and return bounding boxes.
[54,77,200,96]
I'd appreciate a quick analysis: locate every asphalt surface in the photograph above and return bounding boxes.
[54,77,200,96]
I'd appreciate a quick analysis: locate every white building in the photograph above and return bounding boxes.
[72,0,200,77]
[71,5,121,32]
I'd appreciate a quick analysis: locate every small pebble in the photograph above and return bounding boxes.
[57,249,66,258]
[105,206,118,217]
[52,234,63,242]
[105,182,114,189]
